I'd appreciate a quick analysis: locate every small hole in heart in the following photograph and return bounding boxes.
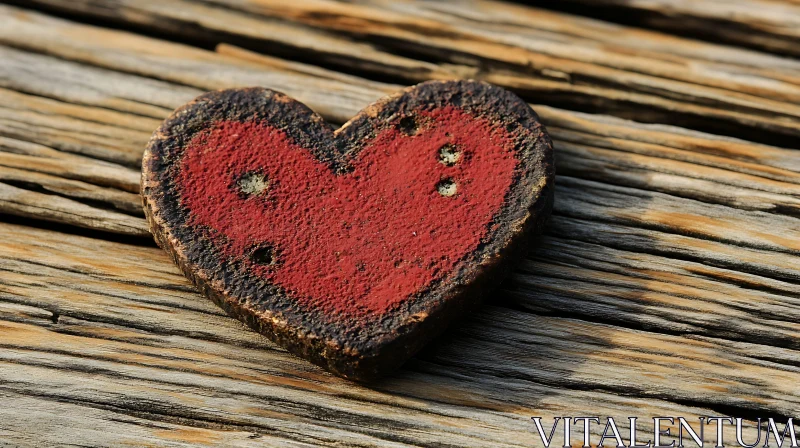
[436,178,457,197]
[398,115,418,135]
[237,171,269,197]
[251,245,278,266]
[438,144,462,166]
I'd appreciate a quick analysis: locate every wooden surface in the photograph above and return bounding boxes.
[546,0,800,58]
[0,1,798,446]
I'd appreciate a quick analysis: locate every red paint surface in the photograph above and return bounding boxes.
[178,106,518,317]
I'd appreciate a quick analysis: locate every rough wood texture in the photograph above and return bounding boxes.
[0,222,787,446]
[544,0,800,58]
[0,0,798,446]
[11,0,800,148]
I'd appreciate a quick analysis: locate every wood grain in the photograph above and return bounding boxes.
[12,0,800,147]
[0,14,798,335]
[0,6,391,124]
[0,222,783,447]
[0,0,798,445]
[543,0,800,58]
[0,8,799,242]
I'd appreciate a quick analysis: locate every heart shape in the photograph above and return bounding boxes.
[142,80,553,380]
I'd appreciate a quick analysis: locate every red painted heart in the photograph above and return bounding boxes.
[142,80,553,380]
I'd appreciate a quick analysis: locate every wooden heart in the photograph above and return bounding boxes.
[141,80,554,381]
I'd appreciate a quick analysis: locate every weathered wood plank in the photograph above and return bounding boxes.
[0,391,307,448]
[0,6,391,124]
[542,0,800,58]
[0,50,799,327]
[0,182,148,236]
[4,0,441,83]
[0,222,781,447]
[557,176,800,256]
[0,54,184,167]
[0,46,196,120]
[0,150,140,193]
[2,18,800,248]
[0,164,140,215]
[549,215,800,285]
[0,4,798,445]
[13,0,800,146]
[513,234,800,349]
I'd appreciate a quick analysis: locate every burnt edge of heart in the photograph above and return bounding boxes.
[141,80,554,381]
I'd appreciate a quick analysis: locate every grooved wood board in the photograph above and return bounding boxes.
[544,0,800,58]
[0,0,798,446]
